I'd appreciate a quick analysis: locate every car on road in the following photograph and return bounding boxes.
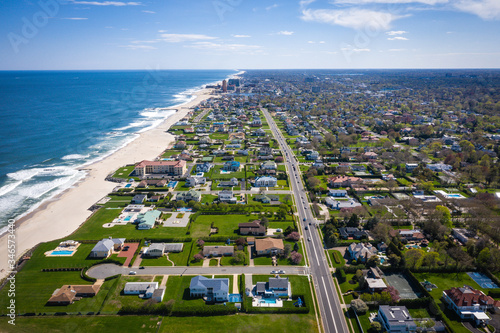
[303,218,306,221]
[139,266,145,269]
[129,271,136,275]
[305,226,308,230]
[308,237,311,242]
[271,270,278,274]
[278,270,285,274]
[309,222,312,225]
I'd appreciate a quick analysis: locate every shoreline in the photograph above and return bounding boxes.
[0,86,217,280]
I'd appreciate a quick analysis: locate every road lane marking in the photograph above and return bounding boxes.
[321,276,338,333]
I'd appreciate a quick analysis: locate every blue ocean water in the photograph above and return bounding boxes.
[0,70,236,233]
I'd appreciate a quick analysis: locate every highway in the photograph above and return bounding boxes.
[262,109,350,333]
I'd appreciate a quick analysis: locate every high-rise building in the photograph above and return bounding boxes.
[222,80,227,93]
[228,78,240,87]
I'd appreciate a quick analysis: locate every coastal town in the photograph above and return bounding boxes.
[2,70,500,333]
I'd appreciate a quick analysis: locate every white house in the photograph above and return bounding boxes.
[347,243,377,262]
[254,176,277,187]
[260,161,277,170]
[185,176,206,187]
[123,282,158,299]
[427,163,453,172]
[89,238,125,258]
[378,305,417,332]
[189,275,229,302]
[218,190,237,204]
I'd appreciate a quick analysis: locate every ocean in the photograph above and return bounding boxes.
[0,69,236,234]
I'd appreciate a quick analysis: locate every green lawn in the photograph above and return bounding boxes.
[112,166,135,179]
[140,255,174,267]
[328,249,346,268]
[253,257,273,266]
[337,273,359,304]
[190,214,264,238]
[0,316,162,333]
[210,165,245,180]
[201,194,218,204]
[159,314,319,333]
[100,275,154,313]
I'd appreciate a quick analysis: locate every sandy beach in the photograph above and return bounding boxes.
[0,88,215,280]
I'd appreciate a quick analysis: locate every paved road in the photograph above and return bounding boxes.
[87,263,309,279]
[263,108,350,333]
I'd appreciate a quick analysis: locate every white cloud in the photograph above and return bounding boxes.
[308,41,316,43]
[331,0,447,4]
[308,40,327,44]
[160,33,217,43]
[453,0,500,20]
[266,4,279,10]
[301,8,405,30]
[232,34,251,38]
[300,0,317,8]
[70,1,142,6]
[388,36,409,40]
[341,46,371,52]
[61,17,88,20]
[319,40,326,43]
[277,30,295,35]
[386,30,408,35]
[142,10,155,14]
[353,48,371,52]
[388,48,407,51]
[186,42,263,54]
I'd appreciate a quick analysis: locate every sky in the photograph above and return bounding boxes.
[1,0,500,69]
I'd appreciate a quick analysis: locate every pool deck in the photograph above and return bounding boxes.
[44,243,81,257]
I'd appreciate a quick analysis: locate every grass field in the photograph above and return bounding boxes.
[328,249,346,268]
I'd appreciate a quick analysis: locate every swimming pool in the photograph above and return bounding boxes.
[51,250,74,256]
[228,294,242,302]
[124,184,132,188]
[123,216,132,222]
[260,298,277,304]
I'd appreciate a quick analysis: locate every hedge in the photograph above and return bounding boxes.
[119,301,173,315]
[171,304,237,316]
[80,267,96,283]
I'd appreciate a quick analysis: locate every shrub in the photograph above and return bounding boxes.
[350,299,368,314]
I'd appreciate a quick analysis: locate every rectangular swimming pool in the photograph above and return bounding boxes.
[51,250,74,256]
[260,298,277,304]
[123,216,132,222]
[124,184,132,188]
[228,294,242,302]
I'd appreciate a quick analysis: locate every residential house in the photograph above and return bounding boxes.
[363,151,378,160]
[135,210,161,230]
[260,161,277,170]
[175,189,201,202]
[124,282,158,299]
[389,229,425,242]
[254,176,278,187]
[144,243,165,257]
[219,190,237,204]
[174,141,186,149]
[222,161,240,172]
[196,162,213,173]
[452,228,471,245]
[189,275,229,302]
[203,245,234,257]
[152,288,165,302]
[134,160,186,177]
[339,227,368,240]
[325,197,362,210]
[239,220,266,236]
[136,179,167,188]
[362,267,387,293]
[427,163,453,172]
[443,286,500,326]
[89,238,126,258]
[405,163,419,173]
[131,194,147,204]
[218,177,239,187]
[347,243,377,262]
[378,305,417,333]
[47,284,101,305]
[328,176,363,188]
[255,277,291,298]
[328,189,348,197]
[185,176,206,187]
[254,237,284,256]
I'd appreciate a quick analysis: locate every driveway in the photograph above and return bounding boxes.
[117,243,138,266]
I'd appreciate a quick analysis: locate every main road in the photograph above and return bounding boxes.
[262,109,350,333]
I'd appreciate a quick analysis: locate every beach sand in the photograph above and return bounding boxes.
[0,88,215,280]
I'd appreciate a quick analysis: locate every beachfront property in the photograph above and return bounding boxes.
[189,275,229,302]
[442,286,500,326]
[123,282,158,299]
[131,194,147,204]
[203,245,234,257]
[175,189,201,202]
[254,176,278,187]
[135,210,161,230]
[47,284,101,306]
[377,305,417,333]
[133,160,186,177]
[254,237,284,256]
[45,240,80,257]
[89,238,126,258]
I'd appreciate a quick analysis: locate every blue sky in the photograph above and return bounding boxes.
[1,0,499,69]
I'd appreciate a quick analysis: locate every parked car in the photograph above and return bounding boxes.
[129,271,136,275]
[278,270,285,274]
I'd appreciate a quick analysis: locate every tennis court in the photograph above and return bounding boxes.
[384,272,422,299]
[467,272,499,289]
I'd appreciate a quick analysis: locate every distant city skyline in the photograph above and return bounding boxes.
[1,0,499,70]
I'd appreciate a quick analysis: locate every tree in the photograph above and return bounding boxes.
[384,286,400,303]
[366,255,380,268]
[232,251,246,264]
[193,253,204,262]
[293,242,299,252]
[350,299,368,314]
[347,213,360,228]
[235,237,246,247]
[372,223,391,243]
[404,249,424,269]
[284,244,292,258]
[290,251,302,265]
[286,231,301,242]
[370,322,382,332]
[388,254,401,267]
[196,239,205,248]
[422,252,439,268]
[260,217,269,228]
[435,205,452,229]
